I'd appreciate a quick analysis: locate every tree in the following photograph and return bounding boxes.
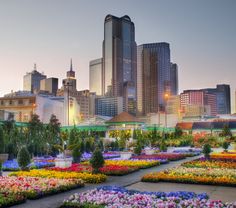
[174,127,183,138]
[90,147,104,173]
[72,145,82,163]
[203,143,211,160]
[17,146,31,170]
[0,126,5,154]
[221,124,232,138]
[134,143,142,155]
[222,141,230,152]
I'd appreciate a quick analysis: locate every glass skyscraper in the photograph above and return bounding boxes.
[102,15,137,115]
[137,43,171,115]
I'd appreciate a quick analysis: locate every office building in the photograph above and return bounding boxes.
[103,14,137,114]
[95,96,124,117]
[62,59,77,92]
[23,64,46,93]
[40,77,58,96]
[89,58,103,96]
[137,43,171,116]
[170,63,178,95]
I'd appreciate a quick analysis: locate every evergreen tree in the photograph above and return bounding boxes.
[90,147,104,173]
[17,146,31,170]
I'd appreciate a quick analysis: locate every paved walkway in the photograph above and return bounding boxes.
[10,155,234,208]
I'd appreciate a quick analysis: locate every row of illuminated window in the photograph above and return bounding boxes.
[0,99,35,106]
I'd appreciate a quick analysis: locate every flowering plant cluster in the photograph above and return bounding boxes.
[142,166,236,186]
[104,159,160,169]
[48,163,138,176]
[0,192,26,207]
[81,152,120,161]
[61,186,234,208]
[210,153,236,161]
[0,176,84,199]
[10,169,107,184]
[2,159,55,171]
[132,153,186,161]
[182,158,236,169]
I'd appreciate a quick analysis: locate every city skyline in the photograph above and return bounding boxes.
[0,0,236,110]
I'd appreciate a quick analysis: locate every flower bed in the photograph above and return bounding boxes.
[210,153,236,161]
[0,176,84,199]
[2,159,54,171]
[105,160,160,169]
[142,166,236,186]
[10,169,107,184]
[48,164,92,173]
[60,186,234,208]
[182,158,236,169]
[0,192,26,207]
[99,165,138,176]
[132,153,186,161]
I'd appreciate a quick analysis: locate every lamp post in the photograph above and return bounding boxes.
[64,81,72,126]
[164,93,169,129]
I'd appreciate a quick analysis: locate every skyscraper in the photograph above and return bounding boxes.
[170,63,178,95]
[23,64,47,93]
[62,59,77,92]
[102,14,137,115]
[89,58,103,96]
[137,43,171,116]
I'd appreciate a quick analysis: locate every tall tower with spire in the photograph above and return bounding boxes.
[62,59,77,92]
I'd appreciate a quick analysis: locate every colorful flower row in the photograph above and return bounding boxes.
[0,192,26,207]
[48,163,138,176]
[104,159,160,169]
[182,158,236,169]
[132,153,186,161]
[10,169,107,184]
[0,176,84,199]
[2,159,54,171]
[141,166,236,186]
[210,153,236,161]
[61,186,234,208]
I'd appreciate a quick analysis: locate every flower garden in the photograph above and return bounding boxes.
[60,186,234,208]
[142,153,236,186]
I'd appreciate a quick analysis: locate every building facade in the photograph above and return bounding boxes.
[23,64,47,93]
[89,58,103,96]
[95,96,124,117]
[137,43,171,116]
[40,77,58,96]
[170,63,178,95]
[102,14,137,115]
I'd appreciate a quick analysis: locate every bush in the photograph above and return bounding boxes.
[90,147,104,174]
[134,144,142,155]
[17,146,31,170]
[203,143,211,160]
[72,145,82,163]
[222,141,230,152]
[0,126,5,154]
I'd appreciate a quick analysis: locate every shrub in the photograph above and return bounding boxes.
[90,147,104,174]
[72,145,82,163]
[134,144,142,155]
[222,141,230,152]
[0,126,5,154]
[203,143,211,160]
[17,146,31,170]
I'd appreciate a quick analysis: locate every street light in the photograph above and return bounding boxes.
[164,93,170,129]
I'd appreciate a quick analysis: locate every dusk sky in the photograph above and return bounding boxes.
[0,0,235,110]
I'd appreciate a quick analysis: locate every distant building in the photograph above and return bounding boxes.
[137,43,171,116]
[40,77,58,96]
[170,63,178,95]
[166,95,180,114]
[62,59,77,92]
[89,58,103,96]
[103,14,137,115]
[23,64,46,93]
[180,90,217,117]
[95,96,124,117]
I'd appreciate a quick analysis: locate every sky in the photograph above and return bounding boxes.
[0,0,236,110]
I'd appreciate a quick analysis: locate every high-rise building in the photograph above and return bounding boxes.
[40,77,58,96]
[180,90,217,117]
[95,96,124,117]
[89,58,103,95]
[62,59,77,92]
[137,43,171,116]
[23,64,47,93]
[202,84,231,114]
[170,63,178,95]
[102,14,137,114]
